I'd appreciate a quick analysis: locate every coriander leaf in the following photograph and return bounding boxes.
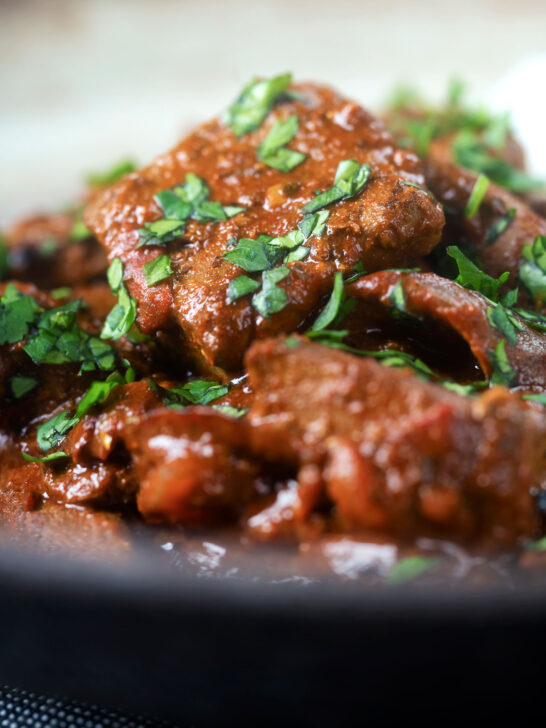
[487,339,517,387]
[51,287,72,300]
[252,265,290,318]
[137,219,185,247]
[223,236,280,272]
[387,556,441,584]
[165,379,229,406]
[225,73,292,137]
[442,380,488,396]
[37,411,80,451]
[523,393,546,406]
[525,536,546,551]
[485,208,516,245]
[447,245,509,301]
[223,205,246,218]
[259,115,299,157]
[75,372,125,419]
[70,219,91,241]
[487,304,522,345]
[298,210,329,240]
[101,259,137,340]
[22,451,69,464]
[155,189,192,221]
[311,272,345,332]
[175,173,210,205]
[260,147,306,172]
[0,284,41,345]
[87,158,137,187]
[514,307,546,333]
[465,173,489,218]
[10,375,38,399]
[268,229,305,250]
[142,254,173,287]
[284,245,309,263]
[212,404,248,418]
[519,235,546,307]
[227,274,261,303]
[191,200,227,223]
[302,159,371,214]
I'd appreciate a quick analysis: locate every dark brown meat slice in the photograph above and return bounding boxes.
[424,141,546,294]
[347,271,546,392]
[85,82,444,375]
[4,212,107,288]
[245,337,546,543]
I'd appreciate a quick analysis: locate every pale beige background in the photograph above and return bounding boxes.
[1,0,545,225]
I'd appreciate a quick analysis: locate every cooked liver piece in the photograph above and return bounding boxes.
[85,82,444,375]
[348,271,546,392]
[245,337,546,543]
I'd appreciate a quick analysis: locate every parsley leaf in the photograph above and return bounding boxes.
[101,258,137,340]
[142,254,173,287]
[87,158,137,187]
[164,379,229,407]
[0,283,41,345]
[519,235,546,307]
[465,173,489,218]
[258,115,306,171]
[10,375,38,400]
[487,339,517,387]
[302,159,371,214]
[223,235,281,273]
[37,411,80,451]
[137,219,185,247]
[227,274,261,303]
[513,307,546,333]
[447,245,509,301]
[22,451,69,464]
[212,404,248,418]
[70,219,92,242]
[387,556,441,584]
[310,272,350,333]
[225,73,292,137]
[485,208,516,245]
[523,393,546,406]
[487,303,522,345]
[252,266,290,318]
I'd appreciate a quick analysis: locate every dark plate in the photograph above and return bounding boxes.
[0,537,545,727]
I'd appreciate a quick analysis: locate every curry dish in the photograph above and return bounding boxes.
[2,75,546,585]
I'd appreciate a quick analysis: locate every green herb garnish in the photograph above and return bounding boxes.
[225,73,292,137]
[9,375,38,400]
[522,393,546,406]
[212,404,248,418]
[227,274,261,303]
[101,258,138,340]
[487,339,517,387]
[519,235,546,308]
[258,115,306,171]
[70,219,91,242]
[0,234,8,280]
[87,158,137,187]
[302,159,371,214]
[485,208,516,245]
[465,173,489,218]
[22,451,69,464]
[486,303,523,345]
[447,245,509,301]
[142,254,173,287]
[252,266,290,318]
[387,556,441,584]
[137,219,186,247]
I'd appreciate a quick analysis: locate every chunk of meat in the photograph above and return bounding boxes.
[245,337,546,543]
[424,141,546,295]
[85,82,444,375]
[4,212,107,288]
[347,271,546,392]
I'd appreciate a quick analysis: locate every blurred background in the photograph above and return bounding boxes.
[1,0,545,225]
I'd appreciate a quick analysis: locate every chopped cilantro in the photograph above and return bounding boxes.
[137,219,186,247]
[523,393,546,406]
[87,158,137,187]
[22,451,69,464]
[51,287,72,300]
[387,556,441,584]
[142,254,173,287]
[225,73,292,137]
[487,339,517,387]
[223,235,281,273]
[258,115,306,171]
[101,258,138,340]
[513,307,546,333]
[519,235,546,307]
[310,272,351,333]
[465,173,489,218]
[252,266,290,318]
[162,379,229,407]
[227,274,261,303]
[37,411,80,451]
[10,375,38,400]
[212,404,248,418]
[302,159,372,214]
[70,219,91,242]
[487,303,523,345]
[486,208,516,245]
[0,283,41,345]
[447,245,509,301]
